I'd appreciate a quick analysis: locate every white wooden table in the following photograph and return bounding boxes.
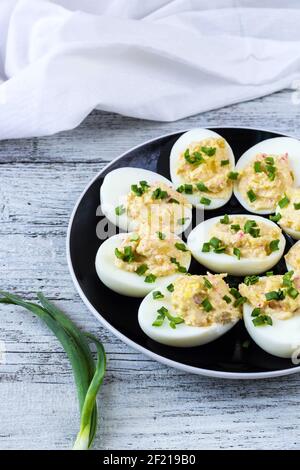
[1,90,300,450]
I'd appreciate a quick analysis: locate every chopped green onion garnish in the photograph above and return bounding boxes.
[221,159,229,166]
[233,247,241,260]
[157,231,166,240]
[184,148,205,165]
[202,242,211,252]
[220,214,230,224]
[228,171,239,180]
[152,291,164,300]
[230,288,240,299]
[266,271,274,276]
[115,246,135,262]
[152,187,168,200]
[265,290,285,301]
[177,184,193,194]
[175,242,188,252]
[230,224,241,232]
[247,189,257,203]
[209,237,222,249]
[167,283,174,292]
[244,275,259,286]
[168,197,180,204]
[170,257,187,273]
[287,287,299,299]
[201,297,213,312]
[278,195,290,208]
[282,271,294,287]
[135,264,148,276]
[223,295,232,304]
[269,239,280,252]
[115,205,126,216]
[196,182,209,192]
[294,202,300,210]
[265,156,275,165]
[251,307,261,317]
[152,306,184,329]
[201,146,216,156]
[200,196,211,206]
[252,315,273,327]
[254,161,263,173]
[269,213,282,222]
[234,296,247,307]
[144,274,156,283]
[204,277,213,289]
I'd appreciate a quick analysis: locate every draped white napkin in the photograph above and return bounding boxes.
[0,0,300,139]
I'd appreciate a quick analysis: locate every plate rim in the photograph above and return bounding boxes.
[66,125,300,380]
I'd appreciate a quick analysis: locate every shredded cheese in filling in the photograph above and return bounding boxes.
[239,274,300,320]
[237,153,294,211]
[126,181,191,233]
[208,216,281,258]
[278,188,300,232]
[114,230,190,277]
[175,137,233,198]
[171,274,241,327]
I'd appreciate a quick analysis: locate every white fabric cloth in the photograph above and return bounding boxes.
[0,0,300,139]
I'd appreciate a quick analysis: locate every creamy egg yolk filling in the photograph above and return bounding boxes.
[239,273,300,324]
[114,230,190,280]
[124,180,190,232]
[276,188,300,232]
[204,216,281,259]
[175,137,233,199]
[170,274,242,327]
[285,243,300,271]
[237,153,294,210]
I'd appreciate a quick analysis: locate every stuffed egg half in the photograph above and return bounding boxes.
[95,229,191,297]
[100,167,192,234]
[169,128,235,209]
[187,214,285,276]
[138,273,241,347]
[240,274,300,358]
[234,137,300,214]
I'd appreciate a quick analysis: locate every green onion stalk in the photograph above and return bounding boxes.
[0,290,106,450]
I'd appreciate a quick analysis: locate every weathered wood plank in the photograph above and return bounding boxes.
[1,90,300,450]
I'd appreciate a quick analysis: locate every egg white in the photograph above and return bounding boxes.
[169,128,235,209]
[234,137,300,215]
[243,302,300,358]
[95,233,191,298]
[285,240,300,272]
[138,280,238,347]
[187,214,286,276]
[100,167,192,234]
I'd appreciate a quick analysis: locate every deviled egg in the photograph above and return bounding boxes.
[169,128,235,209]
[234,137,300,214]
[95,227,191,297]
[100,167,192,234]
[273,187,300,239]
[187,214,285,275]
[240,273,300,358]
[285,241,300,272]
[138,273,241,347]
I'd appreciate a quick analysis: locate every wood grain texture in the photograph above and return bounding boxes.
[1,89,300,450]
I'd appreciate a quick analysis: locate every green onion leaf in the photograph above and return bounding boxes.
[269,213,282,222]
[223,295,232,304]
[196,181,209,192]
[175,242,188,252]
[204,277,213,289]
[247,189,257,203]
[201,146,216,156]
[157,231,166,240]
[201,297,213,312]
[152,187,168,200]
[252,315,273,327]
[278,194,290,208]
[269,239,280,253]
[244,275,259,286]
[265,290,285,301]
[152,291,164,300]
[251,307,261,317]
[115,205,126,216]
[228,171,239,180]
[200,196,211,206]
[231,224,241,232]
[220,214,230,224]
[254,161,263,173]
[233,247,241,260]
[167,283,174,292]
[294,202,300,210]
[144,274,157,283]
[221,159,229,166]
[202,242,211,252]
[135,264,148,276]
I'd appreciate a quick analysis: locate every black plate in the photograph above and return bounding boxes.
[67,127,300,379]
